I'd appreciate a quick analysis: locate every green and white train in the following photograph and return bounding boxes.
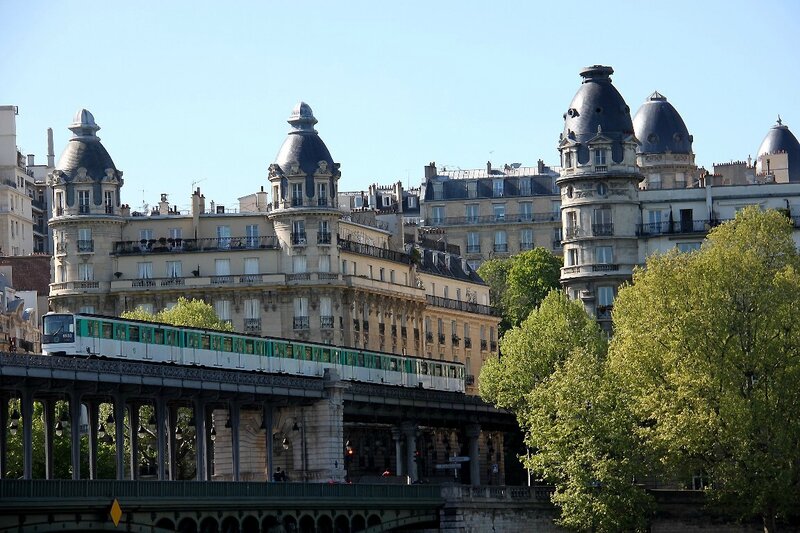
[41,313,465,393]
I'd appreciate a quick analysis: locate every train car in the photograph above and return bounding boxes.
[41,313,465,393]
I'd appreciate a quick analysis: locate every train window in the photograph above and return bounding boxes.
[374,356,382,370]
[390,358,398,371]
[357,353,364,366]
[320,348,330,363]
[275,343,285,357]
[164,330,174,346]
[420,361,428,375]
[90,321,101,337]
[129,326,139,342]
[305,346,313,360]
[102,323,113,339]
[332,349,341,364]
[255,341,265,356]
[154,329,164,344]
[244,340,254,354]
[405,360,413,373]
[222,337,232,352]
[435,364,442,376]
[201,335,210,350]
[141,328,152,343]
[346,351,355,365]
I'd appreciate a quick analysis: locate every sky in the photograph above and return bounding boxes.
[2,0,799,213]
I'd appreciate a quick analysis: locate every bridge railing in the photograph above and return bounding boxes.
[441,484,554,502]
[0,479,442,502]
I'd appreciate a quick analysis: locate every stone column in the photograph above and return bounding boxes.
[194,398,207,481]
[0,394,7,479]
[263,403,273,482]
[230,403,240,482]
[87,400,99,480]
[21,389,34,480]
[69,390,82,480]
[391,427,404,477]
[129,402,140,480]
[465,423,481,487]
[401,421,418,483]
[168,404,178,480]
[155,398,167,481]
[43,398,55,479]
[205,405,215,480]
[113,395,126,480]
[298,369,346,482]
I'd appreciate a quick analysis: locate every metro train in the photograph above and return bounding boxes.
[41,313,465,393]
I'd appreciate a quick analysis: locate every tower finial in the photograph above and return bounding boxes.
[777,114,783,126]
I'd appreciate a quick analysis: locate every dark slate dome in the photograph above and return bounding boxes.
[757,117,800,182]
[274,102,337,179]
[633,92,693,154]
[55,109,119,180]
[561,66,635,164]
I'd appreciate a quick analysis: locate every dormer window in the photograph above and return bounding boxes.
[78,190,90,214]
[317,182,328,206]
[291,183,303,207]
[594,149,607,166]
[564,151,572,168]
[493,179,504,197]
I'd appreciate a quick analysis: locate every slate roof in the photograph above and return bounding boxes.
[633,92,693,155]
[55,109,119,181]
[757,118,800,182]
[416,248,485,284]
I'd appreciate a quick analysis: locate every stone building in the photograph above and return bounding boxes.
[47,104,499,395]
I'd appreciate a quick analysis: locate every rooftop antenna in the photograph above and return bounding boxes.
[139,189,149,214]
[191,178,206,192]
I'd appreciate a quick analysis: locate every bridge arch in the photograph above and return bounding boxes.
[156,518,176,531]
[298,514,315,532]
[178,516,198,533]
[281,515,296,531]
[316,514,333,533]
[199,516,219,533]
[334,514,350,533]
[261,515,279,532]
[367,514,381,529]
[240,515,259,533]
[351,514,366,532]
[220,515,239,533]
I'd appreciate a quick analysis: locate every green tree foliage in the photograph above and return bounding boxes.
[477,248,562,333]
[122,297,233,331]
[610,207,800,531]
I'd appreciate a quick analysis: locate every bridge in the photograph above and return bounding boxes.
[0,353,518,487]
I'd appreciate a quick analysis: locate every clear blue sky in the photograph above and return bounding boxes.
[2,0,799,212]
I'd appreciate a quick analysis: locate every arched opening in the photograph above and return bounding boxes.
[367,515,381,529]
[178,517,199,533]
[281,515,297,532]
[334,515,350,533]
[317,514,333,533]
[298,515,315,533]
[241,515,259,533]
[200,516,219,533]
[350,515,366,532]
[221,516,240,533]
[261,515,279,533]
[156,518,176,531]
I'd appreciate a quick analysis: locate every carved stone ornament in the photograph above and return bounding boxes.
[73,168,92,183]
[316,160,329,174]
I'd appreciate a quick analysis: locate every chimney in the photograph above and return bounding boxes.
[538,159,545,174]
[191,188,202,238]
[256,185,268,212]
[424,162,437,179]
[26,154,34,167]
[395,180,403,214]
[47,128,55,167]
[486,161,492,174]
[158,193,170,215]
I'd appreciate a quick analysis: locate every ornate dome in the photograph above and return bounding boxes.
[274,102,338,180]
[560,65,635,164]
[55,109,119,181]
[756,117,800,182]
[633,92,693,154]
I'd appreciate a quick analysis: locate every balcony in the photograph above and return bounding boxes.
[465,374,475,386]
[490,341,497,351]
[564,226,581,239]
[244,318,262,332]
[464,337,472,349]
[239,274,262,283]
[50,280,104,293]
[520,242,534,251]
[320,315,334,329]
[293,316,309,330]
[592,264,619,272]
[112,236,280,255]
[317,232,332,245]
[594,165,608,172]
[438,334,446,345]
[426,295,497,316]
[105,205,114,214]
[425,332,433,343]
[493,243,508,253]
[56,207,64,216]
[291,197,303,207]
[480,340,488,351]
[466,244,481,254]
[451,335,460,346]
[636,219,718,237]
[286,273,311,282]
[337,238,412,265]
[552,239,563,249]
[291,232,307,246]
[592,223,614,236]
[77,240,94,253]
[433,212,559,227]
[132,279,156,288]
[78,205,90,214]
[596,305,613,320]
[211,275,234,285]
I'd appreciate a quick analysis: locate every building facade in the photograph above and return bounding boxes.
[47,104,499,394]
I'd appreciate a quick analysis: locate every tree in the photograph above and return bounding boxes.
[477,248,562,333]
[610,207,800,531]
[122,297,233,331]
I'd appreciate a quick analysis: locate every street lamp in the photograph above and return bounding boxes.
[175,426,183,441]
[210,425,216,442]
[137,424,147,440]
[9,409,20,436]
[282,436,289,450]
[54,420,64,437]
[98,423,107,439]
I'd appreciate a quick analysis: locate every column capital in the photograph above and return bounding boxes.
[400,420,418,437]
[465,423,481,439]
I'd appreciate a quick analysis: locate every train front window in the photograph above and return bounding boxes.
[43,315,75,343]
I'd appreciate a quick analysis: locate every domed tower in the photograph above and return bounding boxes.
[756,116,800,183]
[48,109,124,313]
[633,92,697,189]
[557,66,642,326]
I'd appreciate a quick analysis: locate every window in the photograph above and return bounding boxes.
[675,172,686,189]
[431,206,444,224]
[493,204,505,221]
[78,228,92,252]
[244,298,260,319]
[519,202,532,221]
[293,297,309,329]
[79,305,95,314]
[104,191,114,213]
[648,173,662,189]
[467,181,477,198]
[379,267,385,281]
[169,227,182,240]
[493,179,504,197]
[79,263,93,281]
[215,259,230,276]
[245,224,259,247]
[292,220,306,244]
[320,296,333,328]
[244,257,259,275]
[291,183,303,206]
[467,231,481,254]
[390,270,395,283]
[317,182,328,205]
[140,229,154,242]
[382,195,391,207]
[648,210,663,233]
[292,255,307,273]
[594,148,607,165]
[521,229,534,250]
[494,230,507,252]
[215,300,232,322]
[166,261,182,278]
[598,286,614,307]
[139,303,154,315]
[567,248,579,266]
[597,182,608,196]
[318,255,331,272]
[318,220,330,243]
[565,211,578,237]
[677,242,701,253]
[217,225,231,249]
[465,204,479,223]
[593,208,613,236]
[596,246,613,264]
[552,201,561,217]
[407,196,416,208]
[564,151,572,168]
[519,178,531,196]
[137,262,153,279]
[78,190,90,213]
